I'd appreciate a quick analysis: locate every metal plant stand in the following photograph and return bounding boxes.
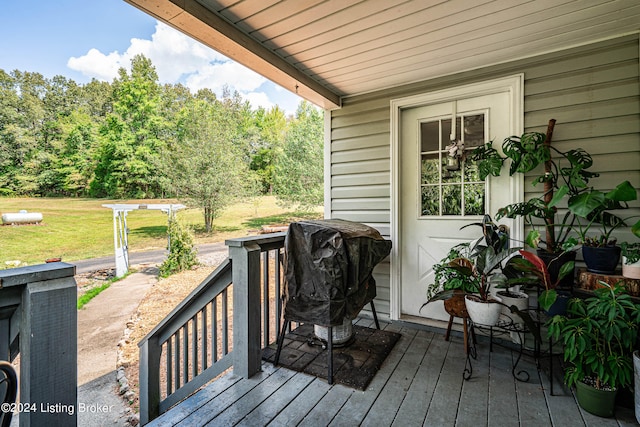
[463,309,561,395]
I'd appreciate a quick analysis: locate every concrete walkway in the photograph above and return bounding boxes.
[77,265,159,426]
[73,244,229,426]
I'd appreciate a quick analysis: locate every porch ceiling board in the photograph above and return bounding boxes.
[318,4,638,78]
[125,0,640,108]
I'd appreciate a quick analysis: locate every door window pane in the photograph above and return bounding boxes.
[419,113,487,217]
[442,185,462,215]
[421,154,439,184]
[421,186,439,216]
[464,183,486,216]
[463,114,485,148]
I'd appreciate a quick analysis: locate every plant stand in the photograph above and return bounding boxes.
[463,315,530,382]
[444,315,475,356]
[443,292,475,355]
[463,310,561,395]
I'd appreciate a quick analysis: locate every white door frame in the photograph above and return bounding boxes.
[389,74,525,321]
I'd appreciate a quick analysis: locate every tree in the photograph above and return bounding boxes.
[90,55,164,198]
[0,70,23,195]
[250,106,286,193]
[162,97,253,232]
[273,101,324,208]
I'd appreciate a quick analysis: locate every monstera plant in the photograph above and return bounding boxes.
[472,123,587,255]
[472,119,639,280]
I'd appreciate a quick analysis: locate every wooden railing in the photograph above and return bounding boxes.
[0,262,77,426]
[138,233,286,425]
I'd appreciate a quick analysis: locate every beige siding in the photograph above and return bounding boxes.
[329,34,640,319]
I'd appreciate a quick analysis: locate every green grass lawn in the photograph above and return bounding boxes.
[0,196,321,266]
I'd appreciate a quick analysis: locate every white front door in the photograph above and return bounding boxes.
[395,77,522,325]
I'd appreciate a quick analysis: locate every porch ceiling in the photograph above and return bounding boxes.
[125,0,640,109]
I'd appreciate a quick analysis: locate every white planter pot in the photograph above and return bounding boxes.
[623,257,640,280]
[496,290,529,323]
[496,290,529,344]
[465,295,502,327]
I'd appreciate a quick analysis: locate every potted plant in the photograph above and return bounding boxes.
[547,282,640,417]
[492,269,529,324]
[473,119,640,282]
[505,249,575,314]
[569,180,640,274]
[621,242,640,280]
[423,215,521,327]
[424,245,479,319]
[472,120,583,285]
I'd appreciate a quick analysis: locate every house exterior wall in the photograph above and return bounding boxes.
[327,34,640,319]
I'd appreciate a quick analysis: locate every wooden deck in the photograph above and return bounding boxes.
[147,318,637,427]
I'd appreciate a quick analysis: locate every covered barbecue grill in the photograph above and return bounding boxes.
[282,219,392,326]
[275,219,392,382]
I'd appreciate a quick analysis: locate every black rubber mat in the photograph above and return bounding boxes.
[262,323,401,390]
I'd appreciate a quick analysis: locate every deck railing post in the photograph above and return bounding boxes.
[0,262,77,426]
[139,336,161,425]
[229,242,262,378]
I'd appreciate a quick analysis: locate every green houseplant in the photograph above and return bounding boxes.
[425,246,480,302]
[471,121,586,257]
[424,246,478,320]
[423,215,523,326]
[473,119,639,280]
[547,282,640,417]
[505,249,575,313]
[569,182,640,274]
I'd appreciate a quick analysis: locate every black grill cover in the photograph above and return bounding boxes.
[283,219,392,326]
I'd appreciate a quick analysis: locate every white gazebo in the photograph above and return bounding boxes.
[102,204,186,277]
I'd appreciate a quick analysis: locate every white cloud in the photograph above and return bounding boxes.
[244,92,274,111]
[185,61,266,93]
[67,48,122,81]
[66,21,279,110]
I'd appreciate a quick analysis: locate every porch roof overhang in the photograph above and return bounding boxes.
[125,0,640,110]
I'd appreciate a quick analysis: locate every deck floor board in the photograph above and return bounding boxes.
[391,332,446,426]
[362,330,433,426]
[487,349,519,427]
[147,321,637,427]
[328,323,416,426]
[267,377,332,427]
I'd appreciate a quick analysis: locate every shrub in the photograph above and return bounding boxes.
[159,215,198,278]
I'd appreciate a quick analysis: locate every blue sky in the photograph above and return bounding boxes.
[0,0,303,115]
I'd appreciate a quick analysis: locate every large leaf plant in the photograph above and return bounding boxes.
[473,121,640,252]
[547,282,640,390]
[471,123,593,254]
